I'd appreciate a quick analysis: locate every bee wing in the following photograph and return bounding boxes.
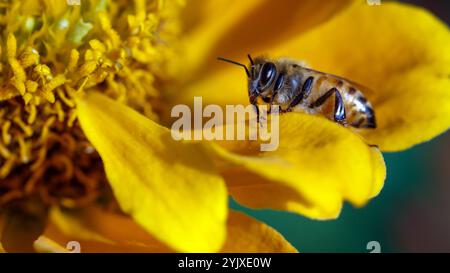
[337,76,376,97]
[302,67,375,95]
[280,57,310,68]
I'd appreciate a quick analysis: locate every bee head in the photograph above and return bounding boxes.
[248,56,277,98]
[217,55,277,104]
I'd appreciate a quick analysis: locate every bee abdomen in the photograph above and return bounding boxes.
[345,88,376,128]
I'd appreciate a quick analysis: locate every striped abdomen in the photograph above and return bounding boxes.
[271,69,376,128]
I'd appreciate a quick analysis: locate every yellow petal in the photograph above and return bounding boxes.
[34,237,69,253]
[76,92,227,252]
[43,206,172,253]
[43,207,296,253]
[222,211,297,253]
[206,113,386,219]
[179,0,262,79]
[178,0,352,83]
[172,65,248,110]
[272,2,450,151]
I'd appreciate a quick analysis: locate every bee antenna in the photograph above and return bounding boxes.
[247,54,254,65]
[217,57,250,77]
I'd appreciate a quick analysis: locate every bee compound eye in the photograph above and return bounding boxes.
[259,62,277,89]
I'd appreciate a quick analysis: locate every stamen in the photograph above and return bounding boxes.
[0,0,184,207]
[57,89,76,108]
[98,13,121,48]
[2,121,11,144]
[13,116,33,137]
[25,80,39,93]
[17,136,30,163]
[54,101,65,122]
[6,33,17,59]
[11,77,26,96]
[67,110,78,128]
[19,47,40,68]
[26,104,37,124]
[0,142,11,159]
[0,155,16,179]
[78,61,98,78]
[67,49,80,73]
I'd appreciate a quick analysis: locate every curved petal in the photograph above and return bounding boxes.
[34,237,70,253]
[205,113,386,219]
[177,0,352,83]
[42,206,296,253]
[76,92,228,252]
[42,206,172,253]
[271,2,450,151]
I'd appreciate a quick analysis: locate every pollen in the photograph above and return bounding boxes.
[0,0,183,207]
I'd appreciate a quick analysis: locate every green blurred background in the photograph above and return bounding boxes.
[232,0,450,253]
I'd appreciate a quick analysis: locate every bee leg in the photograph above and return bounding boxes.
[266,92,279,114]
[309,87,346,122]
[253,103,268,126]
[252,103,260,123]
[285,76,314,113]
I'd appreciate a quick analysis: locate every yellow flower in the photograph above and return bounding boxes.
[0,0,294,253]
[0,0,449,253]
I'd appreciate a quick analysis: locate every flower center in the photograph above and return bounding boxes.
[0,0,183,208]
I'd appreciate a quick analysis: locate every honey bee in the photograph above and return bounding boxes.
[218,55,376,128]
